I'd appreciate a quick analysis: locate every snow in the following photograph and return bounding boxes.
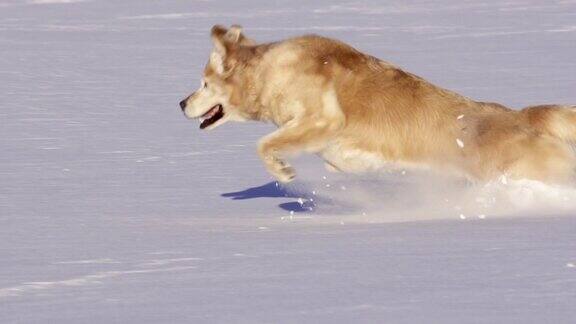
[456,138,465,148]
[1,0,575,322]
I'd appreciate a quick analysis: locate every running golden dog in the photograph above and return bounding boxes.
[180,25,576,184]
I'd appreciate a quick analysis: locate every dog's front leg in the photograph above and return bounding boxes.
[257,118,343,182]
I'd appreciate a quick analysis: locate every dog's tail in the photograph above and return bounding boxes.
[522,104,576,141]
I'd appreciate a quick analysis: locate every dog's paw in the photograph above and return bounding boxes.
[260,153,296,183]
[274,165,296,183]
[265,159,296,183]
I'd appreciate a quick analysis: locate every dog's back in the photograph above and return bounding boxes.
[284,36,576,183]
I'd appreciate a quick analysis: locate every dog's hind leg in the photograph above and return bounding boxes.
[522,104,576,142]
[505,135,576,184]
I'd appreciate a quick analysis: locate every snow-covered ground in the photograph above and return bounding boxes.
[1,0,575,322]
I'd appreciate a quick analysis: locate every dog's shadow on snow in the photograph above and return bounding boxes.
[221,181,315,213]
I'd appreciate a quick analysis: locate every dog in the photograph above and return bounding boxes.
[180,25,576,184]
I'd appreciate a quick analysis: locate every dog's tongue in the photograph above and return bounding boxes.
[202,106,219,119]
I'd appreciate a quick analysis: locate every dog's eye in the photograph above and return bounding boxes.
[203,82,208,89]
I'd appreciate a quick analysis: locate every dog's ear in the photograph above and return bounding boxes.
[226,25,256,46]
[210,25,255,75]
[211,25,228,52]
[211,24,254,51]
[225,25,243,43]
[210,25,229,74]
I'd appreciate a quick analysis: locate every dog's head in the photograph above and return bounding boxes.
[179,25,257,130]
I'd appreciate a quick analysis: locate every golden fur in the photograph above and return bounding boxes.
[180,25,576,184]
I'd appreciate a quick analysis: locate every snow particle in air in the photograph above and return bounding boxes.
[456,138,464,148]
[567,263,575,268]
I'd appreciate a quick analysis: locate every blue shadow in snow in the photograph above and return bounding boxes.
[221,181,317,213]
[221,181,293,200]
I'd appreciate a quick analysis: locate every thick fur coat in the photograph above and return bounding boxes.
[180,25,576,184]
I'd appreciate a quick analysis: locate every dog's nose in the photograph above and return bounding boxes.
[179,99,187,111]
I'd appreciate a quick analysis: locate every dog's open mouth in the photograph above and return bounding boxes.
[199,104,224,129]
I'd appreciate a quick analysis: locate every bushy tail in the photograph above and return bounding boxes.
[522,104,576,141]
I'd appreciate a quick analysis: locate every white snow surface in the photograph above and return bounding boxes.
[1,0,576,323]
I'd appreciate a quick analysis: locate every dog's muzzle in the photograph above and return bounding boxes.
[179,99,187,111]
